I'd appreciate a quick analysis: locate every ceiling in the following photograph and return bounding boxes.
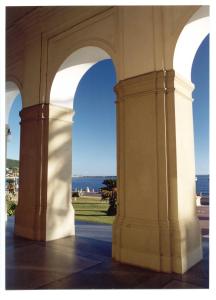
[6,6,38,28]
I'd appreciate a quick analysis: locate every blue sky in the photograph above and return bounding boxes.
[72,60,116,176]
[7,34,209,175]
[192,34,209,175]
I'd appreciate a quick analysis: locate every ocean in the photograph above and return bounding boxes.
[196,175,209,196]
[72,176,116,192]
[72,175,209,195]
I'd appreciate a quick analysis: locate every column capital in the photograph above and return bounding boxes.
[19,103,74,123]
[114,70,175,100]
[114,69,195,103]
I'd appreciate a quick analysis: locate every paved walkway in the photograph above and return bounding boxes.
[6,216,209,289]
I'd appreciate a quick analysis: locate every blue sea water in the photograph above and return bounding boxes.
[72,176,116,192]
[72,175,209,195]
[196,175,209,196]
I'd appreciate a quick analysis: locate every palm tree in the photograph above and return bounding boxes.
[101,179,117,216]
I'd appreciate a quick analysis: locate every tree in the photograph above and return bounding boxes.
[101,179,117,216]
[102,179,117,190]
[106,188,117,216]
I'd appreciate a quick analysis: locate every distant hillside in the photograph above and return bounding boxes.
[7,159,19,168]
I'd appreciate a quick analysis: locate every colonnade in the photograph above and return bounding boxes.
[6,5,209,274]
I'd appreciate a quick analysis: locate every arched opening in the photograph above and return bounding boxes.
[174,6,209,207]
[6,82,21,152]
[192,34,209,235]
[173,6,209,80]
[50,46,111,109]
[173,6,209,269]
[50,46,117,245]
[5,81,22,215]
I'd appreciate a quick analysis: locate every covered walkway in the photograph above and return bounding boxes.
[6,217,209,289]
[6,6,209,274]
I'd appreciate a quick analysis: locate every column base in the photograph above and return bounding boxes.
[15,205,75,241]
[170,218,203,273]
[46,206,75,241]
[112,216,172,273]
[172,245,203,274]
[112,216,203,274]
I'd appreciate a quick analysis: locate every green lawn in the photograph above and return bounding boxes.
[72,196,115,225]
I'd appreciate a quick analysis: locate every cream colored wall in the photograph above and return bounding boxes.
[6,6,201,107]
[119,6,155,77]
[116,6,200,79]
[45,8,118,99]
[6,24,25,89]
[22,35,42,108]
[6,7,115,108]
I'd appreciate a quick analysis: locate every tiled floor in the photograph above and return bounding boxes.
[6,217,209,290]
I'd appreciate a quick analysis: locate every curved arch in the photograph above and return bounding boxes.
[49,38,117,84]
[173,6,209,81]
[6,75,23,93]
[63,38,117,70]
[6,81,22,124]
[50,45,116,109]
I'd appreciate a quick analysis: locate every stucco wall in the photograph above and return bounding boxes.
[6,6,201,109]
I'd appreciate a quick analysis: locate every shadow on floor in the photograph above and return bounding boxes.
[6,217,209,290]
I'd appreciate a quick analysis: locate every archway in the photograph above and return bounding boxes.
[5,81,21,156]
[192,34,209,189]
[173,6,210,220]
[5,81,22,217]
[191,36,209,247]
[42,45,117,240]
[50,46,111,109]
[173,6,209,80]
[5,82,22,169]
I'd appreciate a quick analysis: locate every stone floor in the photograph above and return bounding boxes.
[6,216,209,290]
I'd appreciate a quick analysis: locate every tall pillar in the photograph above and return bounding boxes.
[112,70,202,274]
[15,104,75,241]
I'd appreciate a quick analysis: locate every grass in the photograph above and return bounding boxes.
[72,196,115,225]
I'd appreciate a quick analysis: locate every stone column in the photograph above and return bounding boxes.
[112,70,202,274]
[15,103,75,241]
